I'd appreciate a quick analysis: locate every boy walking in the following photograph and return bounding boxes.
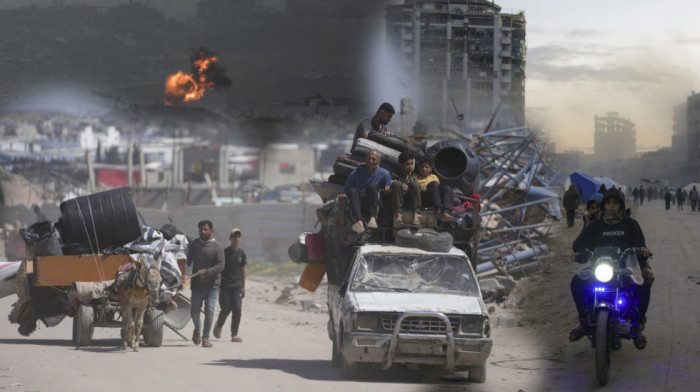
[213,228,247,342]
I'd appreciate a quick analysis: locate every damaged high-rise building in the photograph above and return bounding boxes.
[594,112,637,159]
[385,0,526,129]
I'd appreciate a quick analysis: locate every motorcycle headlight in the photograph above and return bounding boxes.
[594,263,614,282]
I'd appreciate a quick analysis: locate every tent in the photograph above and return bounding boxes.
[569,171,599,203]
[593,176,627,197]
[682,183,700,193]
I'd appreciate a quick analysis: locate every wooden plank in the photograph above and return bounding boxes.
[35,254,132,287]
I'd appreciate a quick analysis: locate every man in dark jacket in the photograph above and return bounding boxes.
[569,188,654,349]
[213,228,247,342]
[187,220,225,347]
[563,185,581,228]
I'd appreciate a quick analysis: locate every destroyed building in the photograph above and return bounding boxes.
[385,0,527,129]
[594,112,636,160]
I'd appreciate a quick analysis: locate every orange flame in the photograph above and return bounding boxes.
[164,54,220,106]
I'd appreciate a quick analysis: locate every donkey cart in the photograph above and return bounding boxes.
[16,254,190,347]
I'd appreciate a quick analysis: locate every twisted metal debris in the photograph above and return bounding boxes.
[472,126,560,276]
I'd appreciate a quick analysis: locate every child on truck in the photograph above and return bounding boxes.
[413,157,455,223]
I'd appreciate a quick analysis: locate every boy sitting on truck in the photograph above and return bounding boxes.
[413,157,455,223]
[390,151,422,227]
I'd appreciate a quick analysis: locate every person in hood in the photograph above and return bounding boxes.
[569,188,655,350]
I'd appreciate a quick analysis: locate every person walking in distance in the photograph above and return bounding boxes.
[213,228,247,342]
[187,220,225,348]
[563,185,581,228]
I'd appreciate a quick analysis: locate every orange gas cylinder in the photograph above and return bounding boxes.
[299,262,327,292]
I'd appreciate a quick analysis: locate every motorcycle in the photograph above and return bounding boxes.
[576,246,650,386]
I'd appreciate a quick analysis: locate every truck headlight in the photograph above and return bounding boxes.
[594,263,614,282]
[357,314,380,329]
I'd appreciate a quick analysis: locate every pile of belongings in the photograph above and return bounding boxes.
[8,186,189,336]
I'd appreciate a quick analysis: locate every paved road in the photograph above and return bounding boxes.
[545,202,700,391]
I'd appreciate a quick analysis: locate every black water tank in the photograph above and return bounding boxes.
[426,140,480,194]
[58,186,141,252]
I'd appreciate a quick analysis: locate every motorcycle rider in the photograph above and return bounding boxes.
[569,187,655,349]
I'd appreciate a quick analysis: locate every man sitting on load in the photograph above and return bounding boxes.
[343,149,392,234]
[351,102,395,151]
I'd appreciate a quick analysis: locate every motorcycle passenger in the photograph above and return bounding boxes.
[569,187,655,349]
[582,192,603,228]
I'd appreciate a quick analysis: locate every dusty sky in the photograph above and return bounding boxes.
[496,0,700,153]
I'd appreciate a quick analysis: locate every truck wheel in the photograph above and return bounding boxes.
[143,309,164,347]
[331,339,341,368]
[396,228,453,252]
[468,365,486,383]
[340,353,361,379]
[73,304,94,347]
[159,223,183,241]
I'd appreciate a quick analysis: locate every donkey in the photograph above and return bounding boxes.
[117,254,162,351]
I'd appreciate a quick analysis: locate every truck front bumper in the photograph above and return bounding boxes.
[341,312,492,371]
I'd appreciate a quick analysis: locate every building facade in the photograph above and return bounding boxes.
[672,102,688,156]
[594,112,636,159]
[687,92,700,164]
[385,0,526,129]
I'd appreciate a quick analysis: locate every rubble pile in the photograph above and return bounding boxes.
[472,126,561,278]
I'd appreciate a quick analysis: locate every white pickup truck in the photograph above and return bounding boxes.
[327,241,492,382]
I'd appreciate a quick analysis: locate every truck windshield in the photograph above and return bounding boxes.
[350,253,479,295]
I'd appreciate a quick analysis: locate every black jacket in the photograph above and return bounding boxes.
[572,216,650,269]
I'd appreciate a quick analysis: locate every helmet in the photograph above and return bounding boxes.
[586,193,603,209]
[602,187,626,212]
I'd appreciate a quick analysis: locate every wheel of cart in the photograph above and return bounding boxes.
[72,303,94,347]
[142,308,165,347]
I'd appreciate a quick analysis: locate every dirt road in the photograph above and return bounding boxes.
[0,276,551,392]
[1,201,698,391]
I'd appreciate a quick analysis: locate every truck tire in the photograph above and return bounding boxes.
[340,353,361,379]
[468,365,486,383]
[395,228,453,253]
[159,223,183,241]
[333,161,357,178]
[331,339,341,368]
[367,132,425,157]
[73,304,94,347]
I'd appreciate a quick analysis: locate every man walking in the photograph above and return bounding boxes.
[187,220,225,348]
[213,228,247,342]
[563,184,581,228]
